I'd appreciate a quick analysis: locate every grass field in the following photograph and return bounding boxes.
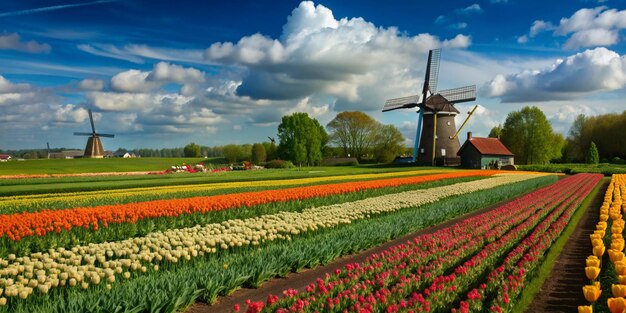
[0,157,210,175]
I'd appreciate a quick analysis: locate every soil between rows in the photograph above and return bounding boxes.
[185,181,551,313]
[527,179,608,312]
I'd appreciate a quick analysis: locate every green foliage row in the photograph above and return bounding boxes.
[3,175,556,313]
[518,163,626,176]
[0,176,486,258]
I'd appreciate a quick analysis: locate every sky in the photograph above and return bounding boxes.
[0,0,625,150]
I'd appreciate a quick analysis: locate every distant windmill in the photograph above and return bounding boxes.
[267,137,276,144]
[382,48,476,165]
[46,142,51,159]
[73,109,114,158]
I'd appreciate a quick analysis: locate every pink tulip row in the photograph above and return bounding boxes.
[236,173,601,313]
[454,173,601,312]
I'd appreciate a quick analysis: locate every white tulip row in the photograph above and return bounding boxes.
[0,173,544,303]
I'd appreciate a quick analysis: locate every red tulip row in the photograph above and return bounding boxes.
[236,173,602,313]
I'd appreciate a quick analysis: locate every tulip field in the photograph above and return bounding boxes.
[0,168,607,313]
[234,173,603,313]
[580,174,626,313]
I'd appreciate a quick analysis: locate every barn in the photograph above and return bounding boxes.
[457,132,514,169]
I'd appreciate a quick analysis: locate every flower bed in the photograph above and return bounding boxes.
[237,173,601,313]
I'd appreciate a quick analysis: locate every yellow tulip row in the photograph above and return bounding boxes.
[0,169,452,211]
[0,173,542,304]
[580,174,626,313]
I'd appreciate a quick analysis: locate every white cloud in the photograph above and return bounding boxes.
[78,79,104,91]
[490,0,508,3]
[457,4,482,15]
[204,1,470,111]
[521,7,626,49]
[450,23,468,30]
[563,28,618,49]
[0,75,31,93]
[485,47,626,102]
[0,33,50,53]
[517,35,528,44]
[53,104,88,123]
[110,62,205,93]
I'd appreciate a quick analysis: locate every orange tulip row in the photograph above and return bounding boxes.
[580,174,626,313]
[0,170,498,242]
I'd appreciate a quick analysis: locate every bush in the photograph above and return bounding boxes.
[322,157,359,166]
[264,160,295,169]
[612,157,626,165]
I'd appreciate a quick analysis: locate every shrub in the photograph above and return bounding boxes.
[264,160,295,169]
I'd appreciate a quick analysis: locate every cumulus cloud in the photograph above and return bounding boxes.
[0,33,50,53]
[78,79,104,91]
[485,47,626,102]
[520,7,626,49]
[204,1,470,111]
[110,62,205,93]
[53,104,89,123]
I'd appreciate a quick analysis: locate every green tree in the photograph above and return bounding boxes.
[587,141,599,164]
[500,106,563,164]
[262,141,277,161]
[183,142,201,157]
[277,113,327,166]
[564,114,587,162]
[251,143,266,164]
[326,111,380,160]
[373,124,406,163]
[488,125,502,138]
[222,144,242,163]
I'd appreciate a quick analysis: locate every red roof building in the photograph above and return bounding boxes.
[457,132,514,169]
[0,154,11,162]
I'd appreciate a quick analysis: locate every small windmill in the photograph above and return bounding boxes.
[382,48,476,165]
[73,109,114,158]
[46,142,51,159]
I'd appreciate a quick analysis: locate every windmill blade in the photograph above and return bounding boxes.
[382,95,420,112]
[95,133,115,138]
[88,109,96,134]
[412,109,424,162]
[427,48,441,94]
[438,85,476,103]
[74,132,93,136]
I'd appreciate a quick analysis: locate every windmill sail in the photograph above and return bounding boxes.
[427,48,441,94]
[382,95,420,112]
[438,85,476,103]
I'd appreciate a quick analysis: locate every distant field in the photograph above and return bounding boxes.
[518,163,626,176]
[0,164,449,196]
[0,157,210,175]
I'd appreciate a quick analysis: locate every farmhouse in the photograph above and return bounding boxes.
[0,154,11,162]
[48,150,84,159]
[457,132,514,169]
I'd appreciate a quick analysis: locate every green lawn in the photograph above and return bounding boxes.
[0,157,210,175]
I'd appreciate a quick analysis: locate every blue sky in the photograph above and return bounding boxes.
[1,0,625,150]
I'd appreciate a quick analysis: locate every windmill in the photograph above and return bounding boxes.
[46,142,51,159]
[382,48,476,165]
[73,109,114,158]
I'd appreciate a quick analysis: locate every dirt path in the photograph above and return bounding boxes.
[185,186,545,313]
[527,179,608,313]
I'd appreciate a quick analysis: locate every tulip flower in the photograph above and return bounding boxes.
[595,245,607,258]
[586,267,601,280]
[583,283,602,302]
[608,297,626,313]
[578,306,592,313]
[587,258,601,268]
[619,276,626,285]
[614,285,626,298]
[617,264,626,276]
[593,239,605,247]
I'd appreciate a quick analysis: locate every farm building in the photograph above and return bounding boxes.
[0,154,11,162]
[49,150,84,159]
[457,132,514,169]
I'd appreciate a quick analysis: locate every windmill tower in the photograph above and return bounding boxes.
[382,49,476,165]
[73,109,114,158]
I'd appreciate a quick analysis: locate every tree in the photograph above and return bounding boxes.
[223,144,242,163]
[326,111,380,160]
[587,141,599,164]
[488,125,502,138]
[183,142,201,157]
[251,143,266,164]
[262,141,277,161]
[277,113,327,166]
[373,125,406,163]
[500,106,563,164]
